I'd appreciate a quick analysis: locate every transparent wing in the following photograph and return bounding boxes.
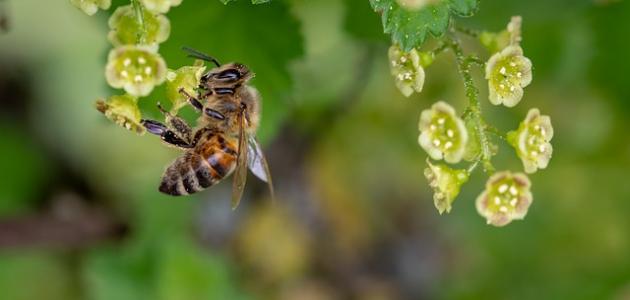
[247,136,275,200]
[231,111,248,210]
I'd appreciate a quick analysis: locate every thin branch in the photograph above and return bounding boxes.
[131,0,147,44]
[445,33,495,174]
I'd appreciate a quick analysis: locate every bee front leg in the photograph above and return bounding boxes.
[141,119,194,149]
[178,88,204,111]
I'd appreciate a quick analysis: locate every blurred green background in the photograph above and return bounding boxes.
[0,0,629,299]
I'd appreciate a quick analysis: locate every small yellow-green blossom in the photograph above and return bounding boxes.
[395,0,440,11]
[424,160,469,214]
[166,61,206,112]
[418,101,468,163]
[507,108,553,174]
[70,0,111,16]
[140,0,182,13]
[95,94,144,134]
[105,45,167,97]
[485,45,532,107]
[388,44,425,97]
[108,5,170,46]
[480,16,522,54]
[476,171,532,227]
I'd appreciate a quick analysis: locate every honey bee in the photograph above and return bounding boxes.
[140,47,274,209]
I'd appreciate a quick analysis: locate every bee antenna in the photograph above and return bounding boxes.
[182,46,221,67]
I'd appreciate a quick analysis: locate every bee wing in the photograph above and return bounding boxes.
[231,111,248,210]
[247,136,275,199]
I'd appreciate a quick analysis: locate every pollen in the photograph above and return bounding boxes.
[437,118,445,125]
[138,57,146,65]
[144,66,152,75]
[499,206,508,213]
[510,198,518,207]
[433,139,441,147]
[430,124,437,131]
[120,70,128,78]
[134,75,143,82]
[509,185,518,196]
[499,67,506,75]
[494,196,501,205]
[444,141,453,149]
[498,184,509,193]
[123,58,131,67]
[446,129,454,138]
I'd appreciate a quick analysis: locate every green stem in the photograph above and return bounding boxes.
[131,0,146,44]
[446,34,495,174]
[455,24,480,38]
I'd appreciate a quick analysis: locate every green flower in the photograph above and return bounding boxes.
[418,101,468,163]
[70,0,111,16]
[480,16,522,54]
[388,44,425,97]
[140,0,182,13]
[476,171,533,227]
[105,45,167,97]
[395,0,440,11]
[507,108,554,174]
[108,5,170,46]
[165,61,206,112]
[485,45,532,107]
[424,160,469,214]
[95,94,144,134]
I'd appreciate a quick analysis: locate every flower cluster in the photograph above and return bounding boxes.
[406,16,552,226]
[75,0,183,133]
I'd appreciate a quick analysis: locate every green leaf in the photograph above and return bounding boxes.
[370,0,479,51]
[158,0,303,143]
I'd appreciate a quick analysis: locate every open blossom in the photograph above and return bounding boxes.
[476,171,533,227]
[388,44,425,97]
[140,0,182,13]
[105,45,167,97]
[70,0,111,16]
[418,101,468,163]
[95,94,144,134]
[165,62,206,112]
[108,5,171,46]
[424,160,469,214]
[485,45,532,107]
[507,108,554,174]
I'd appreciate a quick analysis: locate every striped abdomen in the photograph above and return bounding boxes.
[159,133,238,196]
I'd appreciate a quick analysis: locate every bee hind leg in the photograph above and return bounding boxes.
[156,102,193,143]
[141,119,193,149]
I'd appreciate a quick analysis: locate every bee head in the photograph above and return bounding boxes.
[200,63,254,86]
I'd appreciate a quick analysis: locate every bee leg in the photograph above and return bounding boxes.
[141,119,194,149]
[157,102,193,143]
[178,88,204,111]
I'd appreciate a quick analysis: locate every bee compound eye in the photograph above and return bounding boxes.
[217,69,240,80]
